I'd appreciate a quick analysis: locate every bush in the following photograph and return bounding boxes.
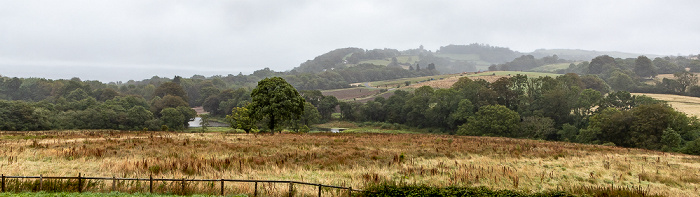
[358,183,573,197]
[358,183,661,197]
[681,138,700,155]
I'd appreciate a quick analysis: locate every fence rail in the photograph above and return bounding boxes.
[1,173,360,197]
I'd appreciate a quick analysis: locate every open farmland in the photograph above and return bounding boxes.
[1,131,699,196]
[403,71,561,89]
[323,71,562,102]
[652,73,700,86]
[530,62,578,72]
[321,87,380,101]
[631,93,700,117]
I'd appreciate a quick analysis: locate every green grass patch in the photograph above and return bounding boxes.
[530,62,577,72]
[341,128,419,134]
[359,59,392,66]
[434,53,491,66]
[184,127,237,133]
[395,55,419,64]
[369,73,461,87]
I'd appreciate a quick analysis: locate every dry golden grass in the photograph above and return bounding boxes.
[632,93,700,117]
[653,73,700,86]
[1,131,700,196]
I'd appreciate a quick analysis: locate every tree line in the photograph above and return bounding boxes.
[0,77,196,131]
[327,73,700,155]
[491,54,700,97]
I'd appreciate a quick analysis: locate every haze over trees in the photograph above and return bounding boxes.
[1,44,700,155]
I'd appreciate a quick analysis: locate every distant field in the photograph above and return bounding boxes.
[395,55,418,64]
[468,71,561,78]
[321,87,380,101]
[653,73,700,86]
[324,71,561,101]
[2,131,699,196]
[358,59,391,66]
[434,53,491,66]
[357,55,419,66]
[631,93,700,117]
[529,62,576,72]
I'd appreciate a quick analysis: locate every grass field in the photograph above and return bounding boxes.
[356,56,419,67]
[468,71,561,78]
[653,73,700,86]
[631,93,700,117]
[434,53,491,66]
[321,87,380,101]
[0,192,231,197]
[1,130,699,196]
[323,71,562,101]
[529,63,577,72]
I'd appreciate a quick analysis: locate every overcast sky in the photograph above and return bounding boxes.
[1,0,699,82]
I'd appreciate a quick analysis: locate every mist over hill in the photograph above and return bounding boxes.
[290,44,660,76]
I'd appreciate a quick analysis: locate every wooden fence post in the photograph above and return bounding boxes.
[348,187,352,197]
[2,174,5,192]
[289,182,293,197]
[220,179,224,196]
[111,176,116,192]
[78,173,82,193]
[318,184,322,197]
[253,181,258,197]
[181,178,185,195]
[149,175,153,193]
[39,174,43,191]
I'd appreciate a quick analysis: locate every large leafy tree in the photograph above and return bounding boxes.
[154,82,188,103]
[160,107,185,131]
[226,105,257,133]
[634,56,656,78]
[458,105,520,137]
[249,77,304,134]
[674,71,698,93]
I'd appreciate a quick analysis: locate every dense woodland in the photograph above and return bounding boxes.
[2,45,700,155]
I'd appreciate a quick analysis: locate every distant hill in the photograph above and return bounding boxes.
[528,49,661,61]
[293,44,523,74]
[291,45,664,75]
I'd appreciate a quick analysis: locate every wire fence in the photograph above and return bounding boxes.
[1,173,360,197]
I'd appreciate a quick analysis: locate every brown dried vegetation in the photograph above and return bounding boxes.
[1,131,699,196]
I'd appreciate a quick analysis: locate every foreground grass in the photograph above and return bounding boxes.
[1,131,699,196]
[0,192,237,197]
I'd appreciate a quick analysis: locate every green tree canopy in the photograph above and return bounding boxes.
[160,107,185,131]
[226,105,257,133]
[249,77,305,134]
[634,56,656,78]
[458,105,520,137]
[154,82,188,103]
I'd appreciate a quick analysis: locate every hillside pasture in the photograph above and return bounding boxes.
[434,53,491,66]
[1,131,699,196]
[631,93,700,117]
[653,73,700,86]
[321,87,380,101]
[530,62,577,72]
[356,55,419,67]
[406,71,562,89]
[323,71,562,101]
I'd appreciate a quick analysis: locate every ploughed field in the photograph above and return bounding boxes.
[1,131,699,196]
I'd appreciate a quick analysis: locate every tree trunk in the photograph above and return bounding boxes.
[269,115,275,135]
